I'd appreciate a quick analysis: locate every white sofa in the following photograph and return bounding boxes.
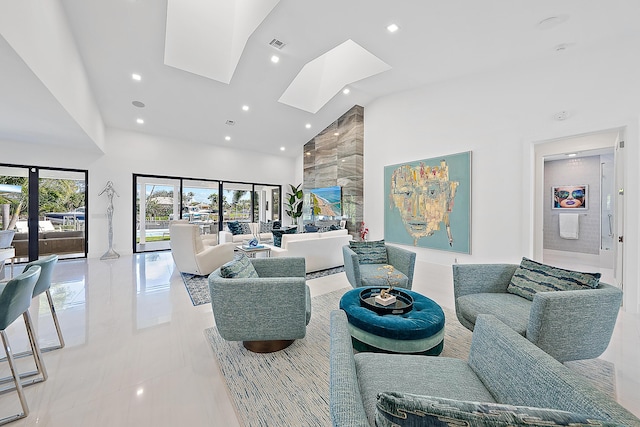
[268,229,353,273]
[219,222,273,244]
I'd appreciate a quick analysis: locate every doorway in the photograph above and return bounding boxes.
[533,129,624,289]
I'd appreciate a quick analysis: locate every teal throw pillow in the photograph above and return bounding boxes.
[227,221,243,235]
[375,392,620,427]
[272,227,297,248]
[349,240,388,264]
[507,257,601,301]
[220,253,259,279]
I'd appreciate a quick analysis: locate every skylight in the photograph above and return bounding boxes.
[278,39,391,113]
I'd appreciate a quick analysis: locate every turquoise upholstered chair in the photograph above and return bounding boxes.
[342,243,416,290]
[453,263,623,362]
[208,257,311,353]
[0,266,47,425]
[22,255,64,353]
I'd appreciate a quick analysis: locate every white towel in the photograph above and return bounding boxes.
[559,213,579,239]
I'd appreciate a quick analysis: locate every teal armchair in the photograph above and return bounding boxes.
[342,244,416,289]
[208,257,311,353]
[452,263,623,362]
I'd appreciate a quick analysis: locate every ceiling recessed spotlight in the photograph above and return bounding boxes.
[225,120,235,126]
[333,132,339,136]
[131,73,141,81]
[387,23,399,33]
[225,136,231,141]
[242,105,249,111]
[306,152,311,156]
[136,118,144,124]
[305,123,311,129]
[566,153,577,157]
[342,88,350,95]
[271,55,280,63]
[280,146,285,151]
[132,100,145,108]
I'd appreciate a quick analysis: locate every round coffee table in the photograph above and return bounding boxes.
[339,287,445,355]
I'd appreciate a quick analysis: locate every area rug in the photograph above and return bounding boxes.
[204,287,617,427]
[181,266,346,306]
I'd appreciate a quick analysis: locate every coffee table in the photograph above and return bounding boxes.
[236,245,271,258]
[339,287,445,355]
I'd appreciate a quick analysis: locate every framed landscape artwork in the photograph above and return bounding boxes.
[309,185,342,217]
[384,151,471,254]
[552,185,588,209]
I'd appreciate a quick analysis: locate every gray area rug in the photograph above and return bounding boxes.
[182,266,346,306]
[204,287,617,426]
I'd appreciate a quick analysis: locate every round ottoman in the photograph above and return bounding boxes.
[339,287,445,355]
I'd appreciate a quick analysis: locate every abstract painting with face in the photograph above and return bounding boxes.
[390,160,458,246]
[384,152,471,254]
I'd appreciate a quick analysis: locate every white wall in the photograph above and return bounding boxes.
[1,128,297,258]
[364,37,640,312]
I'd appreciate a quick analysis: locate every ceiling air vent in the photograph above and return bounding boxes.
[269,38,286,49]
[225,120,235,126]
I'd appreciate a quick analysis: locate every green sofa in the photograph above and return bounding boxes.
[329,310,639,427]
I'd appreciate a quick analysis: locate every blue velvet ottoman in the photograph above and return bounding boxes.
[339,287,445,355]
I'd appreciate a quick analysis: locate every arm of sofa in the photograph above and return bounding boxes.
[329,310,370,427]
[469,314,639,425]
[386,245,416,288]
[342,245,361,288]
[452,264,518,299]
[209,272,309,341]
[218,230,234,243]
[251,257,306,278]
[527,283,623,362]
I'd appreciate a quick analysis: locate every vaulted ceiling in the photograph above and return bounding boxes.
[1,0,639,157]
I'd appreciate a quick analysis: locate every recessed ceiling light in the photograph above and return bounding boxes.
[387,23,399,33]
[566,153,577,157]
[132,100,145,108]
[280,146,285,151]
[271,55,280,63]
[306,152,311,156]
[334,132,339,136]
[305,123,311,129]
[132,73,141,81]
[136,118,144,124]
[242,105,249,111]
[342,88,350,95]
[225,136,231,141]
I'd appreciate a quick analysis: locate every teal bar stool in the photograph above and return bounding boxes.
[23,255,64,352]
[0,266,46,425]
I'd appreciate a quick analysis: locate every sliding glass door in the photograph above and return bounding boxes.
[133,174,280,253]
[1,164,87,262]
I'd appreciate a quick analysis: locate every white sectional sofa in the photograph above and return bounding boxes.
[218,222,273,244]
[268,229,353,273]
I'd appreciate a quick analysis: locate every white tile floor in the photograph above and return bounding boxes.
[0,253,637,426]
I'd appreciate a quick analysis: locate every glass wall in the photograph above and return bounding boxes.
[1,164,87,262]
[134,174,280,253]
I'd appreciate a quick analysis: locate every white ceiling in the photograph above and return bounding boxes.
[1,0,640,157]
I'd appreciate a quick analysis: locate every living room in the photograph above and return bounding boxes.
[1,1,640,426]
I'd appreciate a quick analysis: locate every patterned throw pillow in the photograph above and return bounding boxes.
[304,224,319,233]
[239,223,252,235]
[507,257,601,301]
[272,220,281,230]
[227,221,243,235]
[349,240,388,264]
[259,221,273,233]
[375,392,619,427]
[219,253,258,279]
[272,227,297,247]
